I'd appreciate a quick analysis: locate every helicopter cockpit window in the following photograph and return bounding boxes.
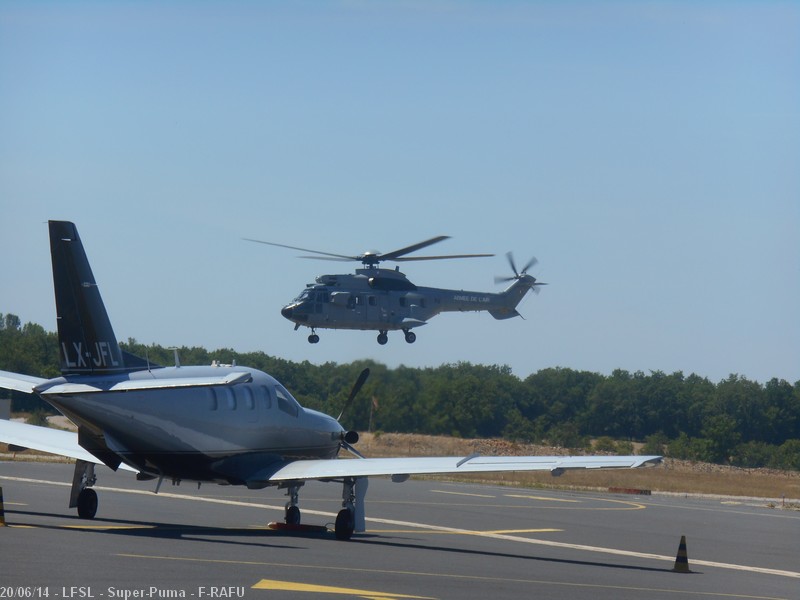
[295,290,312,302]
[275,384,300,418]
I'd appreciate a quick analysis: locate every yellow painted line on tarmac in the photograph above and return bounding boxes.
[252,579,435,599]
[431,489,494,498]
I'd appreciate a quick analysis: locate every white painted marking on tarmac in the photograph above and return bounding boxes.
[431,489,494,498]
[3,473,799,580]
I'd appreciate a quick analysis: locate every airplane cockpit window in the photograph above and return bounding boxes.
[275,384,300,418]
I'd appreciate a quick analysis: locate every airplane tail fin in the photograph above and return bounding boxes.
[49,221,127,375]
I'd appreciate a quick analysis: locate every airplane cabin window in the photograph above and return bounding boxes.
[259,385,272,409]
[217,387,235,410]
[241,386,255,410]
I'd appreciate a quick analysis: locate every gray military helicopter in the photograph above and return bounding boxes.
[245,236,546,345]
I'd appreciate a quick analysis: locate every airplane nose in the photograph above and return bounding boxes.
[281,306,293,319]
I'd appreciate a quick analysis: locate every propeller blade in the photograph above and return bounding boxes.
[494,275,516,284]
[341,440,365,459]
[337,367,370,422]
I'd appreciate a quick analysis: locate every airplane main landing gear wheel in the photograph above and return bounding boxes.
[285,505,301,525]
[334,508,355,541]
[377,332,388,345]
[76,488,98,519]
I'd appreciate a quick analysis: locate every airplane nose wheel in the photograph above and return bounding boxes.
[284,483,303,525]
[377,331,388,345]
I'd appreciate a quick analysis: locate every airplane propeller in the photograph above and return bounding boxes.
[495,252,547,293]
[337,367,370,459]
[243,236,493,267]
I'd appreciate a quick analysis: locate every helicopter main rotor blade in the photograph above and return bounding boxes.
[395,253,494,262]
[242,238,357,261]
[378,236,451,261]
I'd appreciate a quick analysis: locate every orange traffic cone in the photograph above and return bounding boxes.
[672,535,691,573]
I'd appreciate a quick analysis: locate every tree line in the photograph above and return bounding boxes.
[2,312,799,470]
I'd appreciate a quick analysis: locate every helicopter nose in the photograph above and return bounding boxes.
[281,306,293,320]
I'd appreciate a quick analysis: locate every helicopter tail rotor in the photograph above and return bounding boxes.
[495,252,546,293]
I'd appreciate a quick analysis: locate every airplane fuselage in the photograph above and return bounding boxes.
[35,365,344,483]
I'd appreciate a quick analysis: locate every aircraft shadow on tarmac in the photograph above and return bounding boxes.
[7,508,682,574]
[356,536,681,574]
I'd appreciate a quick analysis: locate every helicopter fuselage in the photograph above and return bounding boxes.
[280,267,536,344]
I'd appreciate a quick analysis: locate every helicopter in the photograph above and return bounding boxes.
[244,235,546,345]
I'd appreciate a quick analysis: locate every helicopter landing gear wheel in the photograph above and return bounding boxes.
[377,332,388,345]
[335,508,355,540]
[308,331,320,344]
[403,330,416,344]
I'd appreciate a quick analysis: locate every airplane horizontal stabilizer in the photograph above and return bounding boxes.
[0,370,49,394]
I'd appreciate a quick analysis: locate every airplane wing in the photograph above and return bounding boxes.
[251,454,661,485]
[0,369,49,394]
[0,419,137,472]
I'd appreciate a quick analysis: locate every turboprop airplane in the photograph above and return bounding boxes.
[0,221,662,540]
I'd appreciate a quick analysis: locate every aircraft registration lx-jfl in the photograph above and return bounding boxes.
[0,221,661,540]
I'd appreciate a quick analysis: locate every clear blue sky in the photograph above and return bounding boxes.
[2,1,798,384]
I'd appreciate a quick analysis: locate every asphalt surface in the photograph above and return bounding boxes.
[1,461,798,600]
